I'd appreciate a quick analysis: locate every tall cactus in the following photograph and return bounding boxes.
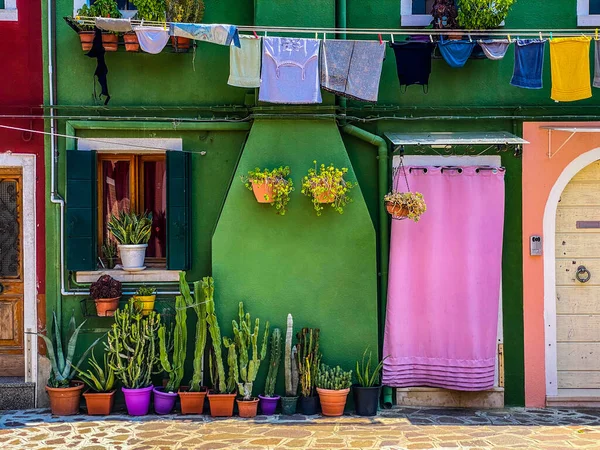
[265,328,282,397]
[284,314,299,397]
[296,328,321,397]
[159,294,187,392]
[204,276,230,393]
[225,302,270,400]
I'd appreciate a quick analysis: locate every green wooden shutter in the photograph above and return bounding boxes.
[166,150,191,270]
[66,150,97,271]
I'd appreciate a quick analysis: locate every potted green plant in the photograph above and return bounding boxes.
[296,328,321,415]
[75,350,117,415]
[281,314,299,415]
[77,0,122,52]
[133,0,167,21]
[384,191,427,222]
[133,285,157,316]
[156,294,187,414]
[242,167,294,216]
[166,0,206,52]
[34,312,101,416]
[458,0,517,30]
[102,241,117,269]
[353,347,387,416]
[301,162,354,216]
[204,277,237,417]
[106,299,161,416]
[178,272,208,414]
[259,328,282,415]
[107,210,152,271]
[316,363,352,417]
[90,274,122,317]
[431,0,460,39]
[75,4,96,51]
[223,302,270,418]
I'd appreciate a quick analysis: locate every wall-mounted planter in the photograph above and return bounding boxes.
[133,295,156,316]
[316,190,335,204]
[251,180,275,203]
[102,33,119,52]
[94,297,120,317]
[79,31,94,51]
[124,32,140,52]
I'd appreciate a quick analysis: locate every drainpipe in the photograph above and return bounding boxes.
[336,0,347,124]
[341,124,393,408]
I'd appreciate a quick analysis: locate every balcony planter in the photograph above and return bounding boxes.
[102,33,119,52]
[122,385,153,416]
[207,392,236,417]
[316,387,350,417]
[236,398,259,418]
[46,381,84,416]
[79,31,95,51]
[94,297,120,317]
[178,386,207,415]
[124,32,140,52]
[353,385,380,417]
[83,389,116,416]
[281,396,298,415]
[251,180,275,204]
[243,167,294,215]
[153,386,178,415]
[171,36,191,53]
[119,244,148,271]
[301,162,353,216]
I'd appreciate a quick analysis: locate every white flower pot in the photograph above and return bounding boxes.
[118,244,148,271]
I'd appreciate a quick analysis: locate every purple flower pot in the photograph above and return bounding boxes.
[259,395,280,415]
[122,385,153,416]
[153,387,178,415]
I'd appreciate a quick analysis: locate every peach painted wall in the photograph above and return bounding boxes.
[523,122,600,407]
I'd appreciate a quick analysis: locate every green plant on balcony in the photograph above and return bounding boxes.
[133,0,167,22]
[457,0,517,29]
[107,211,152,245]
[166,0,205,23]
[92,0,122,18]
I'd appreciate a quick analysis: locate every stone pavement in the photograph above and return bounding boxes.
[2,407,600,449]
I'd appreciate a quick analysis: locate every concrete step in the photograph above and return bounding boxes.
[0,377,35,410]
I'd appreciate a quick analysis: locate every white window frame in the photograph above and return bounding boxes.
[577,0,600,26]
[0,0,18,22]
[73,0,136,19]
[401,0,433,27]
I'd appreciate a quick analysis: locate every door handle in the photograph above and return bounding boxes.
[576,265,591,283]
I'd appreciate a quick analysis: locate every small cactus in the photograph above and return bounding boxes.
[316,363,352,391]
[296,328,321,397]
[284,314,299,397]
[265,328,282,397]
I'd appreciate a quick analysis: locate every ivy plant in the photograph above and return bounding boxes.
[242,166,294,216]
[301,161,354,216]
[457,0,517,30]
[133,0,167,22]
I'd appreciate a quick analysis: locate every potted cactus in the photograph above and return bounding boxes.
[133,285,157,316]
[90,274,122,317]
[301,162,354,216]
[353,347,387,416]
[296,328,322,415]
[223,302,270,418]
[281,314,299,415]
[259,328,282,415]
[316,363,353,417]
[178,272,209,414]
[106,211,152,271]
[242,167,294,216]
[34,312,101,416]
[156,294,187,414]
[75,350,116,415]
[204,277,237,417]
[106,299,161,416]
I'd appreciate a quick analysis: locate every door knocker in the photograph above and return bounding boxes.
[576,265,591,283]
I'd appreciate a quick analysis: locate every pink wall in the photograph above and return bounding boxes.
[523,122,600,407]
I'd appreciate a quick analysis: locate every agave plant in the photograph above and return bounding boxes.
[34,312,103,388]
[74,350,116,393]
[106,211,153,245]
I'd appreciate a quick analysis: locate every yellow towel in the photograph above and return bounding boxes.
[550,37,592,102]
[228,35,261,88]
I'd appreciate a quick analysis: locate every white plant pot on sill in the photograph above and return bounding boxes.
[118,244,148,271]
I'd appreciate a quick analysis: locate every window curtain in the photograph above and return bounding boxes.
[383,166,505,391]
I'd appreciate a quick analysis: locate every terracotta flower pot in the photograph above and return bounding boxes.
[207,392,236,417]
[237,398,259,418]
[385,202,409,219]
[178,386,207,415]
[79,31,95,52]
[83,389,116,415]
[46,381,84,416]
[102,33,119,52]
[94,297,120,317]
[316,190,335,204]
[124,32,139,52]
[133,295,156,316]
[251,180,275,204]
[171,36,191,52]
[317,387,350,417]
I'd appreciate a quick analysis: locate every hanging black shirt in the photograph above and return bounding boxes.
[390,41,434,92]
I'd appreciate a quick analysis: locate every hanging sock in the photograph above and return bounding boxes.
[550,37,592,102]
[478,39,511,60]
[228,35,261,88]
[438,38,476,68]
[133,26,170,54]
[86,27,110,105]
[320,40,386,103]
[95,17,132,33]
[510,39,546,89]
[390,41,434,92]
[594,40,600,89]
[170,23,241,48]
[258,37,322,104]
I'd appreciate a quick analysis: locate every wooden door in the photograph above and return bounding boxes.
[0,168,24,377]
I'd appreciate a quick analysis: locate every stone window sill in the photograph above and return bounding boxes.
[0,9,18,21]
[75,269,180,284]
[578,15,600,26]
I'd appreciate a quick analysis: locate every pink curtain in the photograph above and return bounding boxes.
[383,166,505,391]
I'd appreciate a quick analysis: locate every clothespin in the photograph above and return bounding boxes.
[315,32,318,40]
[265,30,268,37]
[429,34,434,42]
[378,33,383,45]
[507,34,511,43]
[595,28,598,40]
[550,32,553,40]
[164,22,167,31]
[468,34,472,42]
[539,31,543,40]
[253,30,259,39]
[391,34,395,44]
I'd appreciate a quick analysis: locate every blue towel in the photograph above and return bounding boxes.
[510,39,546,89]
[438,39,476,68]
[170,23,241,48]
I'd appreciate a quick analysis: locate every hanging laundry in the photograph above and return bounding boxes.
[390,42,434,92]
[228,35,261,88]
[478,39,511,60]
[133,26,170,54]
[550,37,592,102]
[259,37,322,104]
[321,40,386,103]
[510,39,546,89]
[438,38,476,68]
[95,17,132,33]
[170,23,240,48]
[594,40,600,89]
[86,28,110,105]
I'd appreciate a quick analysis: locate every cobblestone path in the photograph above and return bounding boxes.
[2,407,600,449]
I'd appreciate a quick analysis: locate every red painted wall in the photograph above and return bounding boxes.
[0,0,46,326]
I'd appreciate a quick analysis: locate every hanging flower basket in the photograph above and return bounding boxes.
[301,161,354,216]
[242,167,294,215]
[384,192,427,222]
[385,202,409,219]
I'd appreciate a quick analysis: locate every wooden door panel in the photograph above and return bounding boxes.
[0,296,23,351]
